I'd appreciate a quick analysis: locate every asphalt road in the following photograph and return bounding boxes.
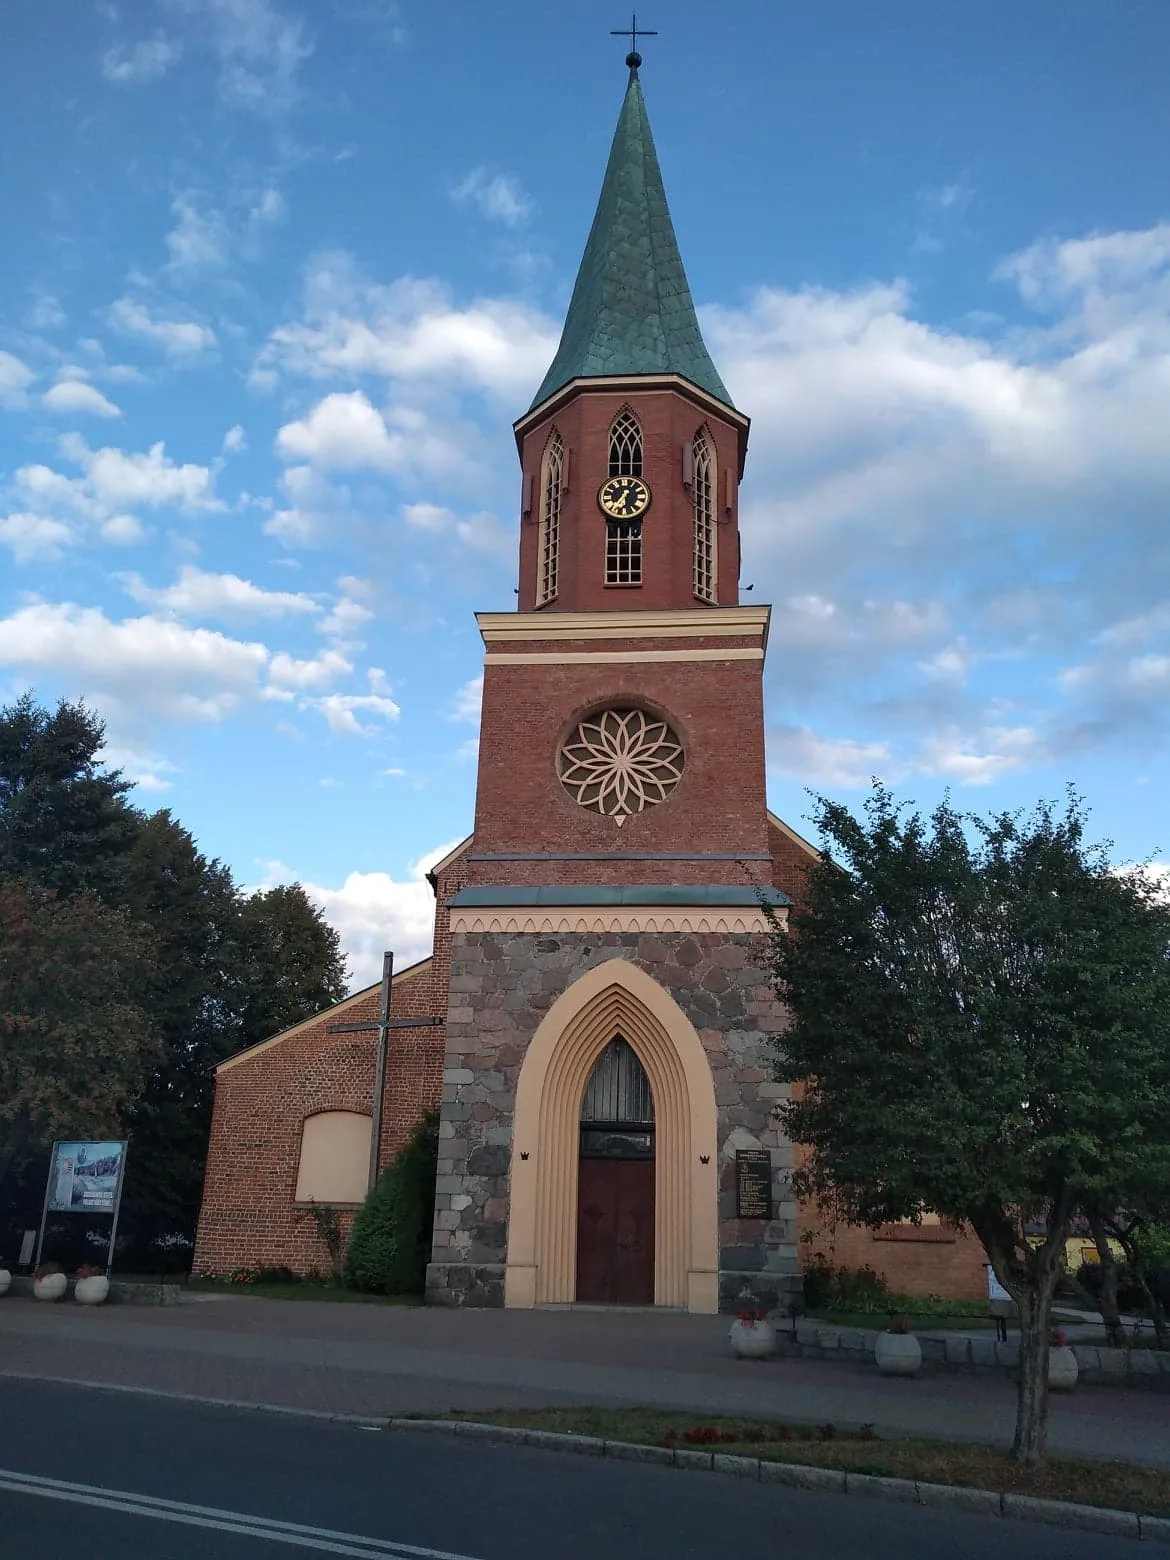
[0,1379,1163,1560]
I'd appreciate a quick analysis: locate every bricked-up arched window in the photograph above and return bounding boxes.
[691,429,716,602]
[537,429,564,606]
[606,411,644,585]
[608,410,643,476]
[294,1110,371,1204]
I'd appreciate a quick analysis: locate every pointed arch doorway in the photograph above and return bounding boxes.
[576,1037,655,1304]
[504,959,719,1313]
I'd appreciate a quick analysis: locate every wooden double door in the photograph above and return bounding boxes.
[575,1156,655,1305]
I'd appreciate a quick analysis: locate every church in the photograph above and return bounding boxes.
[193,57,985,1311]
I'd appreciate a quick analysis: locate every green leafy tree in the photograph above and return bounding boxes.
[345,1113,439,1295]
[768,786,1170,1462]
[238,884,348,1049]
[0,880,158,1164]
[115,810,247,1259]
[0,693,138,901]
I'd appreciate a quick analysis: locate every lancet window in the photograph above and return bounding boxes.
[606,410,644,585]
[536,429,564,606]
[691,429,716,602]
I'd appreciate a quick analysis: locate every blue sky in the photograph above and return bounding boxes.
[3,0,1170,986]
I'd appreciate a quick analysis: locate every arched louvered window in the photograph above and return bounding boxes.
[606,411,644,585]
[580,1037,655,1159]
[608,410,643,477]
[537,429,564,606]
[692,429,716,602]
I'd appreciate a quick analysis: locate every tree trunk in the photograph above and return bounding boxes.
[1130,1269,1169,1350]
[1012,1261,1061,1462]
[1088,1213,1124,1346]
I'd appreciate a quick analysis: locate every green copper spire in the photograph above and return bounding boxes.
[530,65,733,411]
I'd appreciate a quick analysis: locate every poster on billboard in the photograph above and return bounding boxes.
[46,1141,127,1214]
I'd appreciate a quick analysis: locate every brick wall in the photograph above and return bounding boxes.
[516,387,744,613]
[472,649,770,873]
[799,1213,989,1302]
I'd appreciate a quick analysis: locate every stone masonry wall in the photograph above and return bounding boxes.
[426,930,799,1312]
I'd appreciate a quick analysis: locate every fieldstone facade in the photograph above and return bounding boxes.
[425,929,799,1312]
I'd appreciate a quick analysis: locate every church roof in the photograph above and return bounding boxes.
[530,66,733,412]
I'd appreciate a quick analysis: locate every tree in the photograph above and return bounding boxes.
[0,881,158,1160]
[768,786,1170,1462]
[238,884,348,1049]
[115,811,248,1260]
[0,693,138,901]
[345,1114,439,1295]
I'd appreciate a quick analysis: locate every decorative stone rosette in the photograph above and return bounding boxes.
[557,707,684,825]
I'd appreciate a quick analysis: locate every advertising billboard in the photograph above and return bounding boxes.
[46,1141,127,1214]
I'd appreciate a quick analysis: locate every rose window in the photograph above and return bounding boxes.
[558,707,685,823]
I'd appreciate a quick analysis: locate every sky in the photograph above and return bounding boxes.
[2,0,1170,989]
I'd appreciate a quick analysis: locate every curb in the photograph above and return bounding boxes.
[0,1372,391,1431]
[5,1375,1166,1545]
[389,1418,1170,1545]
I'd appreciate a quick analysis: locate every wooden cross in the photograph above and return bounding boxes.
[611,12,657,62]
[327,951,443,1190]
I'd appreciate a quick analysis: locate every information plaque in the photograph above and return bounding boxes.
[735,1149,773,1220]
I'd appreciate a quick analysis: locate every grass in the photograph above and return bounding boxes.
[184,1277,421,1305]
[436,1407,1170,1518]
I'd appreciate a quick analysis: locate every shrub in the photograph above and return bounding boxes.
[344,1112,439,1295]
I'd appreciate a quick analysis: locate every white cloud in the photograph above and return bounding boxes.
[917,724,1043,784]
[452,168,532,227]
[121,564,321,621]
[260,838,463,989]
[0,600,366,733]
[222,424,248,454]
[25,292,66,330]
[101,35,182,83]
[254,252,558,398]
[451,675,482,724]
[0,350,33,408]
[42,379,123,418]
[0,513,75,564]
[0,602,271,723]
[199,0,312,117]
[101,514,147,545]
[263,464,351,545]
[312,691,401,736]
[109,297,217,356]
[768,726,892,788]
[267,648,353,692]
[275,391,466,478]
[165,194,231,273]
[39,434,220,515]
[402,501,454,531]
[319,595,373,642]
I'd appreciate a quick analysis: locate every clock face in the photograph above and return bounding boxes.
[598,475,652,520]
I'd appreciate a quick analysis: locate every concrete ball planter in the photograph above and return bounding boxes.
[74,1275,110,1306]
[33,1271,68,1301]
[874,1329,922,1377]
[0,1268,11,1296]
[1048,1344,1079,1392]
[729,1317,776,1360]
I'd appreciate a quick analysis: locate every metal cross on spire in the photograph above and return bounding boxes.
[611,12,657,69]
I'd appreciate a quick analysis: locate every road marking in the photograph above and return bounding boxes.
[0,1468,482,1560]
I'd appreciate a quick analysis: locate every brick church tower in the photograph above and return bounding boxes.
[426,57,802,1314]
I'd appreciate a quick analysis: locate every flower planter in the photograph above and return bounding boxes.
[33,1272,67,1302]
[75,1275,110,1306]
[1048,1344,1079,1391]
[0,1268,11,1296]
[729,1318,776,1360]
[874,1330,922,1377]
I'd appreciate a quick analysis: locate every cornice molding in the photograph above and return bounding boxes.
[515,372,751,441]
[450,907,784,935]
[477,605,771,648]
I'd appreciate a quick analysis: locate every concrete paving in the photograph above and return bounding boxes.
[1,1294,1167,1468]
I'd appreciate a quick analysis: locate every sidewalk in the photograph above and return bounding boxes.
[2,1294,1167,1468]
